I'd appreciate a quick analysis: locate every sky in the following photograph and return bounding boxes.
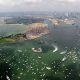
[0,0,79,12]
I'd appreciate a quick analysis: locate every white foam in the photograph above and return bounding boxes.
[46,67,51,70]
[52,45,58,53]
[6,75,10,80]
[62,57,67,61]
[17,50,22,52]
[60,51,66,54]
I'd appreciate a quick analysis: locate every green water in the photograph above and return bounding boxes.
[0,23,80,80]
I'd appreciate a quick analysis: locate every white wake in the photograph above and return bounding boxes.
[52,44,58,53]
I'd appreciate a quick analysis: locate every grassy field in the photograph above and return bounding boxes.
[0,38,16,43]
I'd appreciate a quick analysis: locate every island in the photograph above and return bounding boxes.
[0,23,49,43]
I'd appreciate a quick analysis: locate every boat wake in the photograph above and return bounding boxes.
[52,44,58,53]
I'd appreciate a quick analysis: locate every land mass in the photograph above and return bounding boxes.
[0,23,49,43]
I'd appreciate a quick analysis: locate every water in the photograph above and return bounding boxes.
[45,20,80,50]
[0,22,80,49]
[0,24,26,37]
[0,21,80,80]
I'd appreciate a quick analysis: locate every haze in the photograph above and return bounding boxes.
[0,0,79,12]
